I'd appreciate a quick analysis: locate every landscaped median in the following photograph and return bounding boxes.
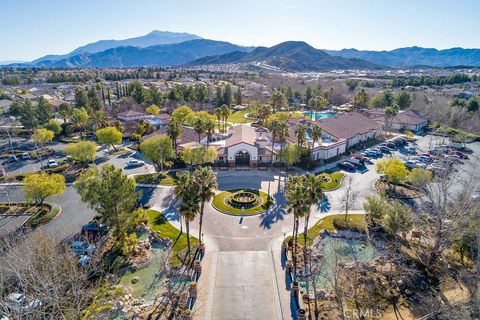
[133,172,175,186]
[317,171,345,191]
[211,188,274,215]
[0,202,61,228]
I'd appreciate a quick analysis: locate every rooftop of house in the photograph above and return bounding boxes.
[117,110,146,117]
[225,124,258,148]
[316,112,382,140]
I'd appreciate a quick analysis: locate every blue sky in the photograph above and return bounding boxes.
[1,0,479,61]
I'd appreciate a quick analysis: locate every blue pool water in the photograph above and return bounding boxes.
[303,111,336,121]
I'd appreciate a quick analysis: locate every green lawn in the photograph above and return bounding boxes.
[317,172,345,191]
[211,189,273,215]
[134,173,175,186]
[227,109,252,124]
[293,214,367,246]
[146,210,198,267]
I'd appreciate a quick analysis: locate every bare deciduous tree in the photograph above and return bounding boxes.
[0,232,102,319]
[341,176,359,221]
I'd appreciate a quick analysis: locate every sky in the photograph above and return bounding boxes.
[1,0,480,61]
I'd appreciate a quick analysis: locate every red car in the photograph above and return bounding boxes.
[448,150,468,159]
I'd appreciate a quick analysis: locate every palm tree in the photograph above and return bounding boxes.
[174,171,191,234]
[179,190,200,256]
[167,121,181,156]
[285,176,309,281]
[220,104,230,133]
[270,89,287,113]
[193,167,217,243]
[257,104,271,126]
[205,120,216,148]
[310,123,322,150]
[193,117,206,143]
[214,107,222,133]
[302,174,323,319]
[294,125,307,148]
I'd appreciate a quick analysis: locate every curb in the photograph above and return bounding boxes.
[21,202,62,228]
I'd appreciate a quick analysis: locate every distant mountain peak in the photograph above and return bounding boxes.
[189,41,378,72]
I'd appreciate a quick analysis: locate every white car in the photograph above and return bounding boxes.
[5,293,41,314]
[47,159,59,168]
[126,160,145,168]
[21,152,31,160]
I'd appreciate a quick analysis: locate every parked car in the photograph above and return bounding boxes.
[448,150,468,159]
[6,155,18,163]
[405,147,417,154]
[364,150,378,157]
[381,146,393,153]
[338,161,356,171]
[47,159,59,168]
[370,148,383,155]
[78,255,91,266]
[393,139,407,146]
[70,241,88,255]
[4,293,41,314]
[404,161,418,170]
[21,152,31,160]
[446,154,462,162]
[126,160,145,168]
[386,142,397,150]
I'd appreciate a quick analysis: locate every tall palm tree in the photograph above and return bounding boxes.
[174,171,191,234]
[270,89,287,113]
[214,107,222,133]
[294,125,307,148]
[179,190,200,256]
[205,120,216,148]
[220,104,230,133]
[193,167,217,243]
[167,121,181,156]
[285,176,309,281]
[310,123,322,151]
[193,117,206,143]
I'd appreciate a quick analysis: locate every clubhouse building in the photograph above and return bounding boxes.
[147,111,382,167]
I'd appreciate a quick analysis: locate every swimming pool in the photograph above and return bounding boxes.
[303,111,336,120]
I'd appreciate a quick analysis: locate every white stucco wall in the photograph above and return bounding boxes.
[227,143,258,162]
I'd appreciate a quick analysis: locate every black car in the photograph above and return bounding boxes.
[379,146,391,153]
[338,161,356,171]
[386,142,397,150]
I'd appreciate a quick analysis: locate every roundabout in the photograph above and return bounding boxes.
[211,188,274,216]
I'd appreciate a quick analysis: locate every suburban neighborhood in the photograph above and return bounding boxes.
[1,1,480,320]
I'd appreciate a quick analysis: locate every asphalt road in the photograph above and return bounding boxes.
[0,186,96,239]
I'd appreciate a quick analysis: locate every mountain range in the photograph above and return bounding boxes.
[325,47,480,68]
[189,41,379,71]
[31,31,201,64]
[6,31,480,70]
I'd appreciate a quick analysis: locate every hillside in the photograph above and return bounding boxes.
[29,39,252,68]
[326,46,480,67]
[31,31,201,64]
[189,41,379,71]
